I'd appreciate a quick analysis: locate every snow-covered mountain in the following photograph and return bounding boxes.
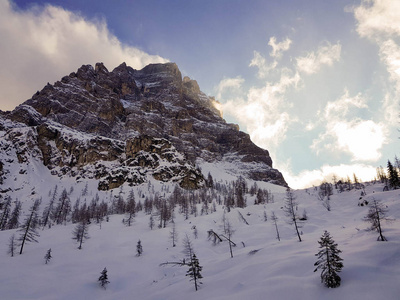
[0,62,398,299]
[0,62,286,195]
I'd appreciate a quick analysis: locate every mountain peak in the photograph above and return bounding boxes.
[1,62,287,190]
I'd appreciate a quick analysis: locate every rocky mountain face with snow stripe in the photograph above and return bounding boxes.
[0,62,286,190]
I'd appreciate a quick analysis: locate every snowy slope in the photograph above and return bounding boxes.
[0,179,399,300]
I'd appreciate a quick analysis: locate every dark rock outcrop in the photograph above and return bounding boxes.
[1,62,287,189]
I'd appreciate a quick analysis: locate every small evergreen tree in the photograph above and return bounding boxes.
[223,217,235,258]
[207,172,214,188]
[364,199,388,241]
[319,182,333,200]
[376,166,387,183]
[18,199,41,254]
[7,200,21,229]
[149,214,155,230]
[387,160,400,189]
[136,239,143,256]
[114,194,126,214]
[182,234,194,259]
[72,221,90,249]
[158,199,171,228]
[98,267,110,289]
[160,236,203,292]
[186,253,203,291]
[54,188,71,225]
[353,173,361,189]
[255,188,265,205]
[314,231,343,288]
[271,211,280,241]
[283,188,302,242]
[42,185,57,228]
[8,234,16,257]
[124,190,136,226]
[70,198,81,224]
[0,196,12,230]
[44,248,52,264]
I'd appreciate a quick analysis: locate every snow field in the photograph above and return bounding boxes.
[0,179,399,299]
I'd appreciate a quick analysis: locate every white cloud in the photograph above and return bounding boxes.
[222,71,299,151]
[331,120,386,161]
[311,90,387,162]
[249,36,292,78]
[352,0,400,126]
[268,36,292,58]
[0,1,167,111]
[379,39,400,85]
[305,121,315,131]
[382,91,399,126]
[323,89,368,118]
[215,76,245,99]
[296,42,341,74]
[240,97,290,149]
[249,51,277,78]
[280,162,378,189]
[353,0,400,40]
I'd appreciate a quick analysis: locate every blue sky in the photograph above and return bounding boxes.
[1,0,399,188]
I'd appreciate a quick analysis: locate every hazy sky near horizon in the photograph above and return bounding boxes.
[1,0,399,188]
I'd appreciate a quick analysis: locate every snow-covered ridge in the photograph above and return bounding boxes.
[1,61,287,192]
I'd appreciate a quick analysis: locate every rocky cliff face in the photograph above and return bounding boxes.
[0,62,287,190]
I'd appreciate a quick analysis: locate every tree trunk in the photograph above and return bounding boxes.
[274,221,280,241]
[78,234,83,249]
[19,213,33,254]
[376,208,386,241]
[294,218,302,242]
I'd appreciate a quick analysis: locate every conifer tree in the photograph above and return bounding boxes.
[186,253,203,291]
[364,199,388,241]
[114,194,126,214]
[183,234,194,261]
[98,267,110,289]
[72,221,90,249]
[81,182,89,196]
[353,173,361,189]
[124,190,136,226]
[44,248,52,264]
[0,195,12,230]
[158,199,171,228]
[376,166,387,183]
[71,198,81,224]
[206,172,214,188]
[18,199,41,254]
[283,188,302,242]
[182,234,202,291]
[271,211,280,241]
[314,231,343,288]
[42,185,57,228]
[255,188,265,204]
[223,217,235,258]
[8,234,16,257]
[54,188,71,225]
[387,160,399,189]
[7,200,21,229]
[149,214,155,230]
